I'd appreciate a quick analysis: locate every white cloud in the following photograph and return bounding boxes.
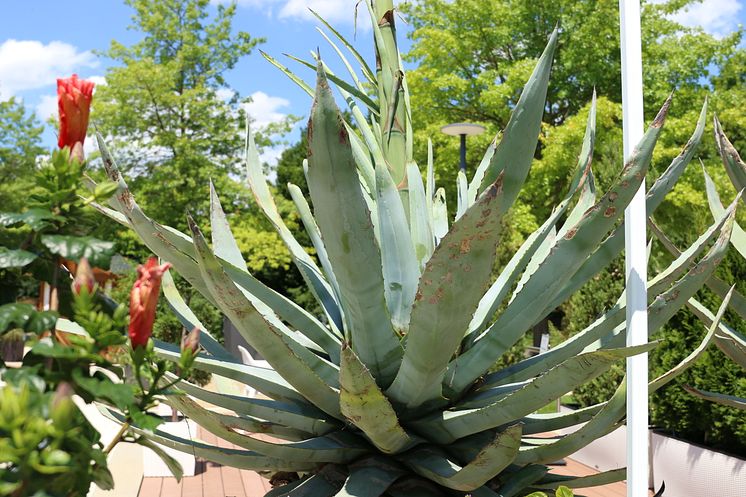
[260,144,287,168]
[0,39,97,100]
[244,91,291,128]
[278,0,360,24]
[35,94,57,121]
[216,87,236,101]
[89,75,107,87]
[650,0,743,37]
[211,0,362,24]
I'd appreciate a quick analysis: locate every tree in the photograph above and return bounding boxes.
[0,97,45,212]
[92,0,274,233]
[275,127,309,201]
[401,0,742,198]
[92,0,319,351]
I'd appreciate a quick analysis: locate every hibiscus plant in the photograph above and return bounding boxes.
[0,75,198,497]
[0,76,116,334]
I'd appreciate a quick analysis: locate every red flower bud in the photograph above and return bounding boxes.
[180,327,201,354]
[70,142,85,164]
[57,74,94,150]
[129,258,171,349]
[52,382,74,408]
[72,257,95,295]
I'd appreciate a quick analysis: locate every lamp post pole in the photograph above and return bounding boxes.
[441,122,485,174]
[619,1,648,496]
[459,134,467,173]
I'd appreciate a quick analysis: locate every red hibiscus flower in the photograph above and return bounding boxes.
[57,74,95,151]
[129,258,171,349]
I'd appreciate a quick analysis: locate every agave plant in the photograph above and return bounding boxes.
[89,1,737,495]
[648,119,746,411]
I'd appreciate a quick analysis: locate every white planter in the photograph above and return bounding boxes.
[651,431,746,497]
[560,423,632,470]
[142,418,197,477]
[75,398,144,497]
[556,406,746,496]
[556,407,653,487]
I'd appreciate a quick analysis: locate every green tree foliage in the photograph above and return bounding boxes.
[92,0,313,347]
[0,149,116,312]
[275,127,309,200]
[92,0,269,233]
[650,284,746,456]
[0,97,45,213]
[401,0,742,205]
[0,98,46,305]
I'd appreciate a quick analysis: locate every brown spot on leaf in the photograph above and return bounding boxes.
[460,237,472,254]
[482,173,504,201]
[652,96,672,128]
[564,227,578,240]
[306,120,314,157]
[609,191,618,202]
[338,117,349,145]
[119,191,134,210]
[428,287,445,305]
[604,206,616,217]
[380,9,395,28]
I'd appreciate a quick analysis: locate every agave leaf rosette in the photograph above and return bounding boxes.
[92,1,734,494]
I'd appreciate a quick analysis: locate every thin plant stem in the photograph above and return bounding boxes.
[103,421,129,455]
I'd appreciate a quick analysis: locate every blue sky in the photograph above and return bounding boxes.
[0,0,744,162]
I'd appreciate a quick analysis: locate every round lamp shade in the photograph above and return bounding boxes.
[440,122,486,136]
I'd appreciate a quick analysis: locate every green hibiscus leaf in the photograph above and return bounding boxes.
[92,466,115,490]
[0,208,61,231]
[0,247,38,268]
[135,436,184,481]
[130,409,165,432]
[71,370,136,411]
[39,235,115,268]
[0,303,57,334]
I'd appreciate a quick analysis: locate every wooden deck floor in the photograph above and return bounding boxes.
[138,428,272,497]
[138,428,645,497]
[550,458,634,497]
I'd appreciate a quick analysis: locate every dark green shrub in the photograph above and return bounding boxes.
[563,251,746,456]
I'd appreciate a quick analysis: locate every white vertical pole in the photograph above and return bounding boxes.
[619,1,648,496]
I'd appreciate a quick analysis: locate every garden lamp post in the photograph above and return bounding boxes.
[619,1,648,496]
[440,122,485,173]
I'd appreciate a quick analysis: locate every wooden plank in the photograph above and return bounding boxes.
[160,474,183,497]
[240,469,270,495]
[138,477,163,497]
[181,460,204,497]
[202,460,225,497]
[200,428,219,445]
[217,436,246,497]
[553,458,654,497]
[197,426,225,496]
